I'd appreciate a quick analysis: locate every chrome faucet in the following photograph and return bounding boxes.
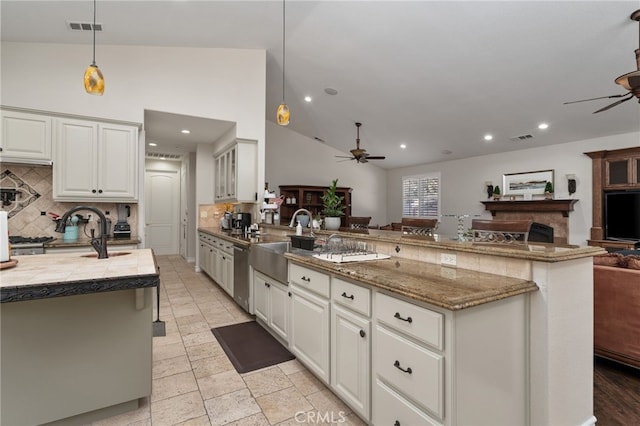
[289,208,315,237]
[54,206,109,259]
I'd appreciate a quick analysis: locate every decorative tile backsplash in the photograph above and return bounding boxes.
[0,164,138,239]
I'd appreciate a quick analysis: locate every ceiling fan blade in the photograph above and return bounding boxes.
[364,156,386,160]
[563,93,630,105]
[335,155,353,159]
[592,94,634,114]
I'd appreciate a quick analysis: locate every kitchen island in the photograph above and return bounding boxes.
[0,249,159,425]
[199,224,604,425]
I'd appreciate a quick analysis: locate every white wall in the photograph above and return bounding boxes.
[2,41,266,250]
[265,121,389,227]
[387,132,640,245]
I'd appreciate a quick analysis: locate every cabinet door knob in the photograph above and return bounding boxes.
[288,291,292,297]
[92,189,97,193]
[394,312,413,323]
[393,360,412,374]
[265,282,271,288]
[98,189,103,193]
[341,292,354,300]
[359,329,366,338]
[394,421,401,426]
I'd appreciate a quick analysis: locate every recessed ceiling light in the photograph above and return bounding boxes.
[148,142,157,147]
[324,88,338,95]
[181,129,190,134]
[304,96,312,102]
[484,134,493,141]
[538,123,549,130]
[400,144,407,149]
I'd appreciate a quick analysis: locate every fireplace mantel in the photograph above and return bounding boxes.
[481,199,579,217]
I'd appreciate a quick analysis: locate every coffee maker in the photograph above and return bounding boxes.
[232,212,251,231]
[221,211,233,230]
[113,204,131,239]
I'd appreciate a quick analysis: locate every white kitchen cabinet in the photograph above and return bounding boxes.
[219,248,234,298]
[53,118,138,202]
[213,139,257,203]
[289,263,330,384]
[0,110,52,164]
[253,270,289,343]
[198,232,216,276]
[331,304,370,421]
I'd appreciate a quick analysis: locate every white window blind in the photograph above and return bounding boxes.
[402,173,440,218]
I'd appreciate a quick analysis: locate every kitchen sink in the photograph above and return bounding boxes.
[81,251,132,258]
[250,242,291,283]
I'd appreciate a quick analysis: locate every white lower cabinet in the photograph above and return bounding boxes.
[289,282,330,383]
[253,270,289,343]
[374,379,440,426]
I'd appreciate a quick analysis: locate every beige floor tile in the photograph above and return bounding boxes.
[177,313,208,326]
[153,331,184,347]
[175,415,212,425]
[243,366,294,398]
[153,354,193,380]
[198,369,247,400]
[173,304,204,318]
[151,370,199,402]
[277,359,305,375]
[153,341,187,362]
[306,389,352,419]
[179,320,214,336]
[204,389,262,426]
[288,369,325,396]
[226,412,270,426]
[186,341,225,362]
[151,391,207,426]
[183,329,217,347]
[255,386,313,425]
[192,354,235,378]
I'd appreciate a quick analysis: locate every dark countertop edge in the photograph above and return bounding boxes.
[45,238,141,249]
[0,273,159,303]
[285,253,538,311]
[199,226,605,262]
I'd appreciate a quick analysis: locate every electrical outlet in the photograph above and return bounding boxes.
[441,252,457,267]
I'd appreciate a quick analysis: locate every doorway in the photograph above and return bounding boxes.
[145,167,180,255]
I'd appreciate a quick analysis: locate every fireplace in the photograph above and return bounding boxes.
[529,222,554,243]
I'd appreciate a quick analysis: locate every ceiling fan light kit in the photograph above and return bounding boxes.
[276,0,289,126]
[84,0,104,95]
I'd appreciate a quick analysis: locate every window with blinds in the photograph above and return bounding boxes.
[402,173,440,218]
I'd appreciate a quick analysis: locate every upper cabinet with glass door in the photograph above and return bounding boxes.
[604,150,640,189]
[213,139,257,203]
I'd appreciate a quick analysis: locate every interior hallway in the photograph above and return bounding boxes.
[92,255,365,426]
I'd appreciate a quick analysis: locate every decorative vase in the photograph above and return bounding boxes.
[324,217,341,231]
[544,192,554,200]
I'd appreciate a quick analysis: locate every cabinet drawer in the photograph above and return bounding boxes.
[289,263,330,298]
[374,379,441,426]
[332,278,370,317]
[376,292,443,350]
[375,325,444,419]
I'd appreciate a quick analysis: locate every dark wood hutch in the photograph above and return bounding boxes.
[279,185,353,228]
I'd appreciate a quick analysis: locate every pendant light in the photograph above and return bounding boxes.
[276,0,290,125]
[83,0,104,95]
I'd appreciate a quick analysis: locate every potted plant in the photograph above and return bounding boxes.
[544,181,554,199]
[492,185,501,200]
[321,178,345,230]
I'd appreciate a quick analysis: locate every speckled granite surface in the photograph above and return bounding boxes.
[45,237,141,249]
[0,248,159,303]
[286,253,538,311]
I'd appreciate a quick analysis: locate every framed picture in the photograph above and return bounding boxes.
[502,169,554,196]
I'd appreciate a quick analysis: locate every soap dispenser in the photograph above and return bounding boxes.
[296,220,302,236]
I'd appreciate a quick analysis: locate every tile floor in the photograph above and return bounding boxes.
[94,255,366,426]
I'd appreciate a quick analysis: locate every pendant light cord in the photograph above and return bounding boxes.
[282,0,286,103]
[92,0,97,66]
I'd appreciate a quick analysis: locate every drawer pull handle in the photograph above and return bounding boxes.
[394,312,413,323]
[265,282,271,288]
[341,292,354,300]
[394,422,401,426]
[301,276,311,282]
[359,329,366,338]
[393,360,412,374]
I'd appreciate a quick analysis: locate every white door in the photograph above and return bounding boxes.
[145,169,180,255]
[179,161,188,258]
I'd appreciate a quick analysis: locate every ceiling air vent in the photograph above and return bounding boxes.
[146,152,182,160]
[68,22,103,32]
[509,134,534,142]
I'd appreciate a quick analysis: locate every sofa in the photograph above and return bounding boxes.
[593,250,640,369]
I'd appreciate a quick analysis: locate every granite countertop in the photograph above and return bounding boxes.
[0,248,159,303]
[285,252,538,311]
[46,237,141,249]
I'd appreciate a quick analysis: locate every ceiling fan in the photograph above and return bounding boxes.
[564,9,640,114]
[336,122,386,164]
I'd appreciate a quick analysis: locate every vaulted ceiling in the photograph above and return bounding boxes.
[3,1,639,168]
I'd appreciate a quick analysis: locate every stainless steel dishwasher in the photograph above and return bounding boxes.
[232,244,251,313]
